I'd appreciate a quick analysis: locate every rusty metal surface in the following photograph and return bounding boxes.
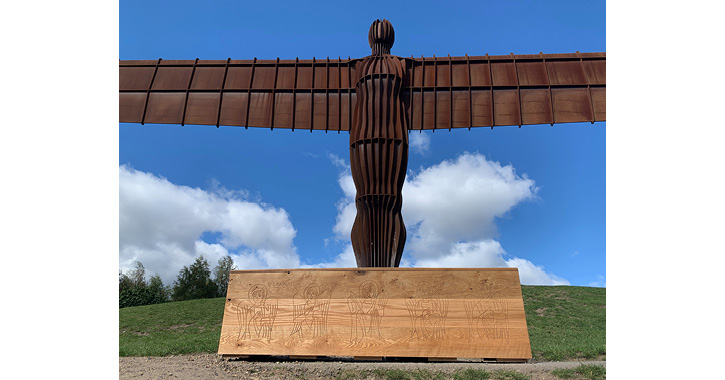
[119,19,605,268]
[349,20,408,267]
[403,53,605,130]
[120,58,359,131]
[119,55,605,131]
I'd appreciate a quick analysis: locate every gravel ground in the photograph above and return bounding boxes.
[119,354,605,379]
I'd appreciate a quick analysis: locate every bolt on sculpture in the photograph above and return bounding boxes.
[119,19,606,268]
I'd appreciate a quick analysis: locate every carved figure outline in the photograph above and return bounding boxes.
[237,284,278,341]
[290,283,332,340]
[404,281,449,340]
[464,279,510,342]
[347,280,388,344]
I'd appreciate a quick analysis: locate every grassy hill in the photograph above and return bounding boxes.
[522,286,605,361]
[119,285,605,361]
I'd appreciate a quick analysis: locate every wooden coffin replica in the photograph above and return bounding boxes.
[218,268,531,361]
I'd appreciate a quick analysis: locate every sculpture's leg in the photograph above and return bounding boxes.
[350,138,408,267]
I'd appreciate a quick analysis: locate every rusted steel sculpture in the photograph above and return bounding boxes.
[119,19,606,268]
[350,20,408,267]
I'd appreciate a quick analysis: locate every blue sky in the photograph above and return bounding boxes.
[119,0,606,287]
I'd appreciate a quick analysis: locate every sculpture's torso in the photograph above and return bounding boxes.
[349,54,409,267]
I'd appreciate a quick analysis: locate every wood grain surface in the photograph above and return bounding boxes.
[218,268,531,360]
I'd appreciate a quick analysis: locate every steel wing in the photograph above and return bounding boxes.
[402,52,605,130]
[119,57,359,132]
[119,52,605,132]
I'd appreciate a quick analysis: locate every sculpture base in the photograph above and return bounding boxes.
[218,268,532,361]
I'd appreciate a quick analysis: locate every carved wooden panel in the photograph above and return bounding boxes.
[218,268,531,360]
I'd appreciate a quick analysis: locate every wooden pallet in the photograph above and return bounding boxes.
[218,268,531,360]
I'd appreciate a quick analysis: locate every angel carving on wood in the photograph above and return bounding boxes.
[347,280,388,344]
[290,283,331,340]
[237,284,278,341]
[404,281,449,340]
[463,279,510,342]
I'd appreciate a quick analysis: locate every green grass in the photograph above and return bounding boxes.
[488,370,530,380]
[119,286,605,361]
[552,365,606,380]
[119,297,226,356]
[372,368,446,380]
[339,369,529,380]
[521,286,606,361]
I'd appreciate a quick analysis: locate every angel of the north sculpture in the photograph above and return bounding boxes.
[119,19,606,268]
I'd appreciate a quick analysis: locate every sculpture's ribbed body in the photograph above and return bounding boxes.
[350,21,408,267]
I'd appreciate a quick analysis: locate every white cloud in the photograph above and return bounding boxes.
[333,198,356,239]
[403,153,538,259]
[415,241,570,286]
[328,153,349,170]
[328,152,568,285]
[506,258,570,286]
[414,240,508,268]
[119,165,299,284]
[121,151,569,288]
[302,244,358,268]
[330,154,357,239]
[588,275,606,287]
[409,132,431,155]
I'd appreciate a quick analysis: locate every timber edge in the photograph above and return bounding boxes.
[219,354,530,363]
[228,267,521,274]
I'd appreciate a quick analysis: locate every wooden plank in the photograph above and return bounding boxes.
[218,268,531,360]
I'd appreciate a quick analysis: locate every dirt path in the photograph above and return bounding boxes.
[119,354,605,379]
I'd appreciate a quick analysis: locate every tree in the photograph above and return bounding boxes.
[147,274,169,304]
[119,261,169,308]
[213,255,236,297]
[172,255,218,301]
[129,261,146,288]
[119,270,133,292]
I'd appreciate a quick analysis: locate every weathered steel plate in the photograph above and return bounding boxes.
[119,52,605,131]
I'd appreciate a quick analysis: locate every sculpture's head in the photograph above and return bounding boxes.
[368,19,395,55]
